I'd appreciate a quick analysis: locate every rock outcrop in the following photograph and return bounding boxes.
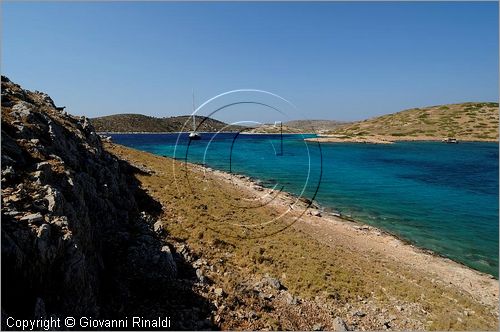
[1,76,176,322]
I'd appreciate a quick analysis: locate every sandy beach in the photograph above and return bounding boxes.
[105,142,499,331]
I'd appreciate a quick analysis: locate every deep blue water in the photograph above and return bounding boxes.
[111,133,499,277]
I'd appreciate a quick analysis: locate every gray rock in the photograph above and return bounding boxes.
[11,101,34,119]
[3,210,20,216]
[2,166,16,183]
[195,269,206,284]
[14,123,25,132]
[263,276,282,290]
[153,220,163,233]
[36,161,52,173]
[20,213,43,223]
[45,194,56,212]
[37,224,51,239]
[284,292,299,305]
[2,166,15,177]
[333,317,347,331]
[161,246,177,277]
[310,209,322,217]
[352,310,366,317]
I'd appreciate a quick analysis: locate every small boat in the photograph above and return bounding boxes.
[189,131,201,140]
[443,137,458,144]
[189,90,201,140]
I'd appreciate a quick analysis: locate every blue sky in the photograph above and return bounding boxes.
[2,2,498,122]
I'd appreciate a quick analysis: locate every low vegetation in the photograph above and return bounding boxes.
[329,103,499,141]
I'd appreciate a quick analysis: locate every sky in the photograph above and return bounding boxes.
[2,1,498,123]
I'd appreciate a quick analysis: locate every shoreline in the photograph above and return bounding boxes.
[99,131,316,135]
[184,160,499,308]
[305,135,499,144]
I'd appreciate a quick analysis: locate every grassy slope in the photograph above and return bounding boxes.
[91,114,242,133]
[331,102,499,141]
[106,142,498,331]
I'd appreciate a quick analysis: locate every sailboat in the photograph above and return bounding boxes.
[189,90,201,140]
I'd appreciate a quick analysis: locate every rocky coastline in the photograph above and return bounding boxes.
[2,76,498,331]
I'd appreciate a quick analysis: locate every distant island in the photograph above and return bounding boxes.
[309,102,499,144]
[91,114,244,133]
[91,103,498,143]
[90,114,346,134]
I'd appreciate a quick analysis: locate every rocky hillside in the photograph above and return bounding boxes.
[1,76,210,327]
[330,102,499,141]
[91,114,243,133]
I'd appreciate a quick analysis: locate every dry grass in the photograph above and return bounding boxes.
[106,143,498,331]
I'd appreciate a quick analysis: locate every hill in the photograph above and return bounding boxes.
[320,102,498,143]
[91,114,243,133]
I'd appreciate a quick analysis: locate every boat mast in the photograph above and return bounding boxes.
[192,89,196,132]
[280,121,283,155]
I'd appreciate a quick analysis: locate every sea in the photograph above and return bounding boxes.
[111,133,499,277]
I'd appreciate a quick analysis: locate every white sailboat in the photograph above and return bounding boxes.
[189,90,201,140]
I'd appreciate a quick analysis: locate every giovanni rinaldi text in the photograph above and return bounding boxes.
[6,316,172,330]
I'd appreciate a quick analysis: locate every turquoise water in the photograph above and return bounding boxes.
[112,133,499,277]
